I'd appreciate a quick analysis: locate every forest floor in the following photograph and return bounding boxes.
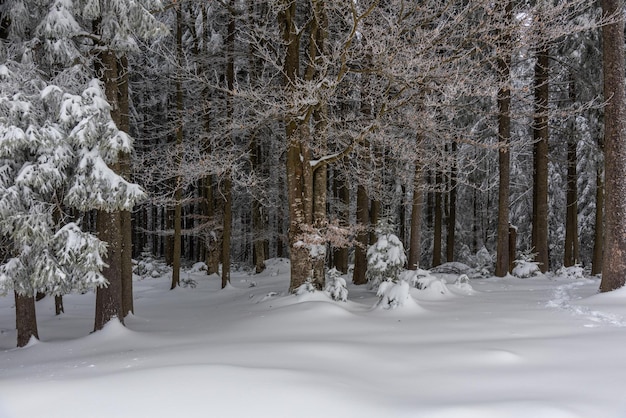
[1,258,626,418]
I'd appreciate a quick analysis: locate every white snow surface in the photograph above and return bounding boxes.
[1,259,626,417]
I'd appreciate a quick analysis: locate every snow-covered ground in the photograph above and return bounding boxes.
[1,258,626,418]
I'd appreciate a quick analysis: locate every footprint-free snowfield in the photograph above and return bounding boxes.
[1,259,626,418]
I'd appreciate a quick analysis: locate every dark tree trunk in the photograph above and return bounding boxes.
[94,48,125,330]
[205,178,221,275]
[353,185,370,285]
[55,296,64,316]
[532,41,550,273]
[432,171,443,267]
[446,142,457,262]
[221,0,236,288]
[95,208,124,330]
[495,2,512,278]
[600,0,626,292]
[592,163,604,275]
[221,177,233,288]
[408,163,424,270]
[171,4,184,290]
[332,170,349,274]
[564,75,579,267]
[116,55,134,316]
[508,225,517,273]
[15,292,38,347]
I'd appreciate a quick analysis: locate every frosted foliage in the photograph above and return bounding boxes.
[324,268,348,302]
[35,0,166,55]
[366,232,407,288]
[36,0,81,39]
[0,60,142,296]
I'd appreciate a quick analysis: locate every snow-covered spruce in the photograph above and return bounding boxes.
[0,60,144,297]
[324,268,348,302]
[366,223,407,288]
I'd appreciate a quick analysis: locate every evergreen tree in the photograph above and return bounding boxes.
[0,58,144,346]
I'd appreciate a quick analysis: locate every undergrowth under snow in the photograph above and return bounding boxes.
[1,258,626,417]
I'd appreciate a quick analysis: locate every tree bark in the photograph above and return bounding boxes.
[446,142,457,262]
[15,292,38,347]
[94,48,125,330]
[564,75,579,267]
[221,177,232,288]
[353,185,369,284]
[600,0,626,292]
[495,2,512,278]
[171,4,185,290]
[117,55,134,315]
[205,178,221,275]
[532,41,550,273]
[408,162,424,270]
[332,170,349,274]
[55,295,64,316]
[432,171,443,267]
[221,0,236,289]
[95,207,124,330]
[592,163,604,276]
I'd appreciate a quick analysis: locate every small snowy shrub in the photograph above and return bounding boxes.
[366,222,407,288]
[511,250,541,278]
[376,280,411,310]
[555,265,585,280]
[400,269,436,288]
[133,248,171,279]
[295,281,317,295]
[324,268,348,302]
[451,274,474,293]
[188,262,207,273]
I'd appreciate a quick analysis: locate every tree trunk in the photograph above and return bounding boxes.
[447,142,457,262]
[221,177,233,288]
[600,0,626,292]
[432,171,443,267]
[116,55,134,316]
[221,0,236,289]
[94,48,125,330]
[248,1,267,275]
[95,207,124,330]
[353,185,370,284]
[15,292,38,347]
[564,75,579,267]
[532,41,550,273]
[408,163,424,270]
[333,170,349,274]
[495,5,512,278]
[592,163,604,275]
[171,4,184,290]
[205,178,220,275]
[508,225,517,273]
[55,295,64,316]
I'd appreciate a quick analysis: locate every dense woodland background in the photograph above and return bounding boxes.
[1,0,626,347]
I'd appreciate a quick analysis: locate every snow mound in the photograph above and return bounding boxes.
[263,258,290,277]
[375,281,423,312]
[448,274,476,295]
[430,262,474,275]
[512,260,541,278]
[555,265,585,280]
[81,319,135,346]
[187,262,207,273]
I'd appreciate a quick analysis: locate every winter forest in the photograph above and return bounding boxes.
[2,0,626,416]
